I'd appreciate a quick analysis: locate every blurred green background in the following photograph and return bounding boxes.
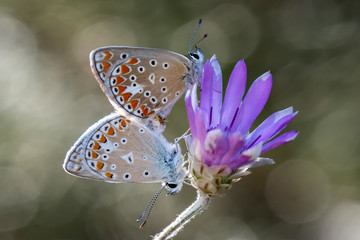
[0,0,359,239]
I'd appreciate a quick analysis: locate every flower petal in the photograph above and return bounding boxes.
[184,135,193,154]
[204,129,229,166]
[241,157,275,170]
[195,108,208,149]
[185,85,198,139]
[220,60,247,130]
[229,143,263,170]
[246,107,294,146]
[246,110,298,148]
[231,72,273,134]
[200,60,214,127]
[218,132,245,166]
[194,138,206,164]
[261,131,298,154]
[209,55,223,128]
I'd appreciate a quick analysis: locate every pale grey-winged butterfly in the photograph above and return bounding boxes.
[63,112,185,195]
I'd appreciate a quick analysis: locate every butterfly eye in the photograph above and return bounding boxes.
[167,183,178,189]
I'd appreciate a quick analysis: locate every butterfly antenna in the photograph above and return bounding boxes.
[137,184,165,228]
[194,33,208,49]
[190,19,203,52]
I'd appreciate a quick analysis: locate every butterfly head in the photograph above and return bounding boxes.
[187,48,204,86]
[165,182,182,195]
[188,48,204,65]
[188,19,205,66]
[164,143,186,195]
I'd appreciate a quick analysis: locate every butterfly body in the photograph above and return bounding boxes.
[64,112,185,194]
[90,46,204,130]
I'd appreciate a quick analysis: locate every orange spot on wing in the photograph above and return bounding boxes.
[96,161,104,170]
[105,172,113,179]
[127,58,139,64]
[148,110,155,116]
[157,116,165,125]
[98,133,107,143]
[120,119,127,127]
[91,151,98,159]
[121,93,132,103]
[140,105,150,117]
[129,99,139,110]
[116,76,125,85]
[121,65,130,74]
[107,126,115,135]
[103,61,111,73]
[126,119,130,123]
[117,85,127,94]
[76,166,82,171]
[92,141,100,150]
[104,51,112,60]
[142,109,149,117]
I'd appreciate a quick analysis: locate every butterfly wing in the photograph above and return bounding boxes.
[90,47,192,120]
[64,113,183,184]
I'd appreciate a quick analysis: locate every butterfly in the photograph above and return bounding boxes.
[63,112,185,195]
[89,46,204,130]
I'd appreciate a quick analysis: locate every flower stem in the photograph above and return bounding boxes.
[153,191,211,240]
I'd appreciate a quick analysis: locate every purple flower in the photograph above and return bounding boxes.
[185,56,298,196]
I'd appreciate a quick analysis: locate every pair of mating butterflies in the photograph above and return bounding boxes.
[63,45,204,195]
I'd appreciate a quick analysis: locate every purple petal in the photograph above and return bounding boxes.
[246,110,298,148]
[194,108,208,149]
[220,60,247,130]
[229,143,263,170]
[246,107,294,146]
[209,55,223,128]
[230,72,273,134]
[185,86,198,139]
[218,132,245,166]
[261,131,299,154]
[200,60,214,127]
[228,154,251,171]
[204,129,229,166]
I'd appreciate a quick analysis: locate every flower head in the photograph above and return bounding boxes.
[185,56,298,196]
